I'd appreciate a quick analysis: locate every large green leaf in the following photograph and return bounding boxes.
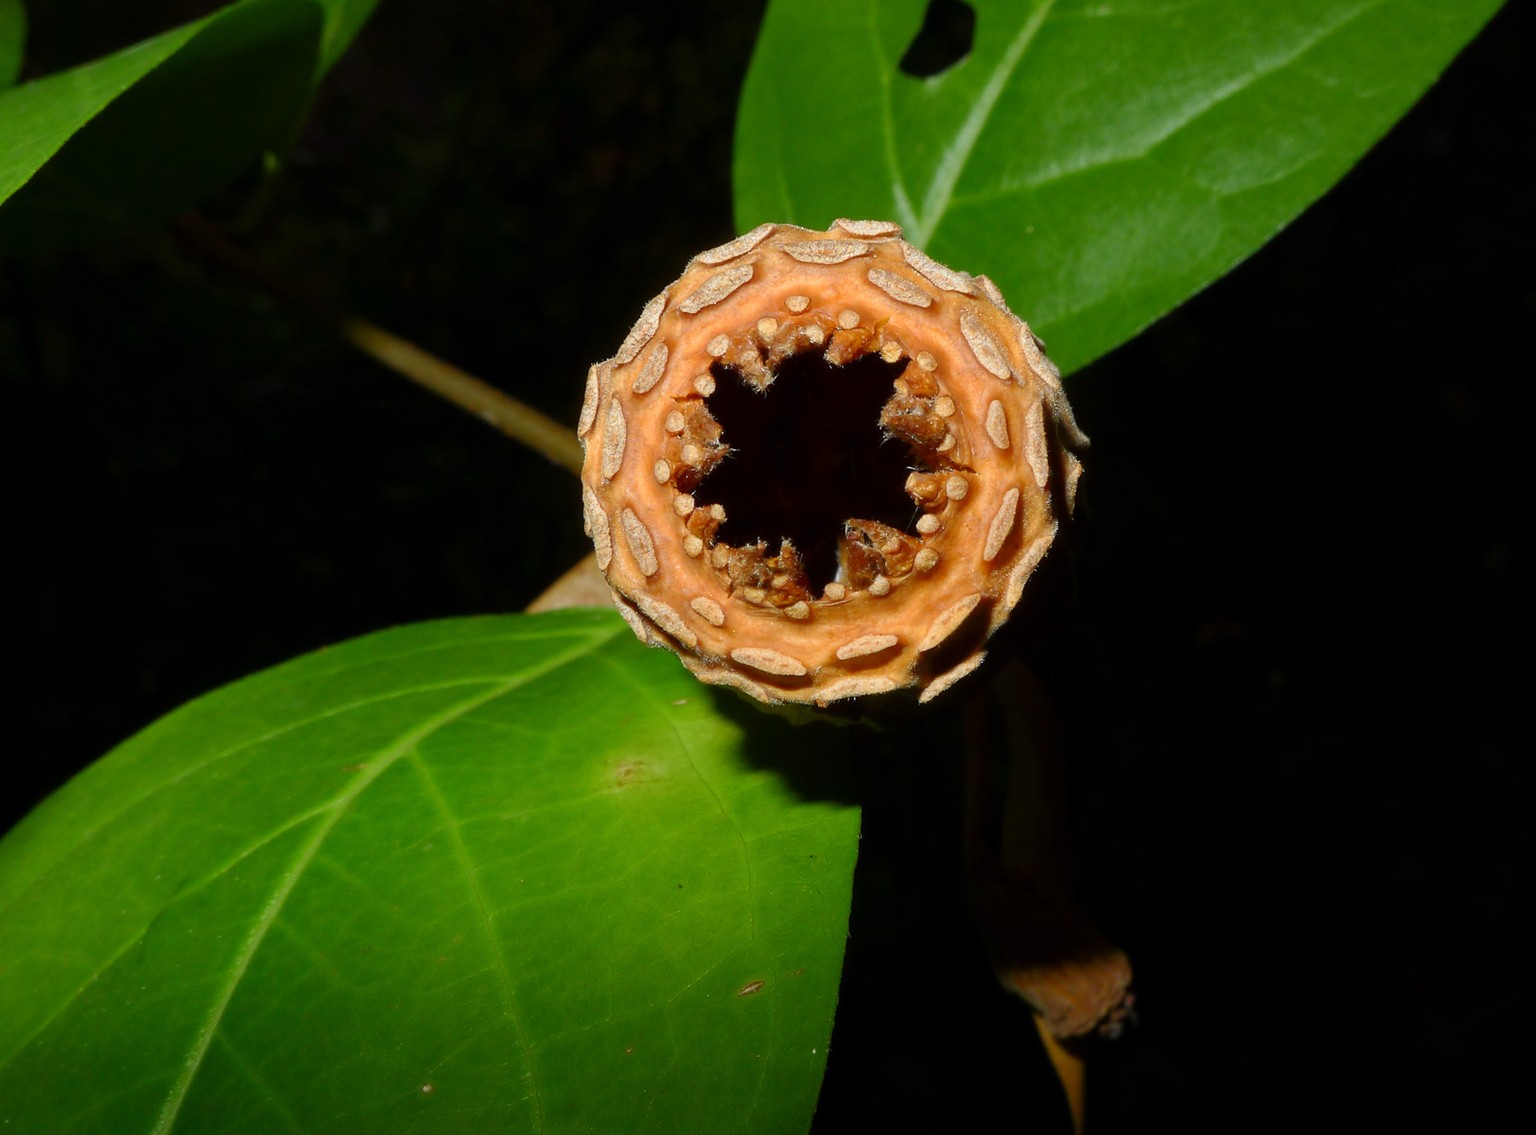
[0,0,23,88]
[0,0,382,252]
[734,0,1503,373]
[0,612,859,1134]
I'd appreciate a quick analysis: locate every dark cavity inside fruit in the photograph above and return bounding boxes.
[700,347,920,591]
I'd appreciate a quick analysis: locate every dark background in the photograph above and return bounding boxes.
[4,2,1531,1132]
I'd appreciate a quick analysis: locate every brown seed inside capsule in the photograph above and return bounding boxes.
[691,343,927,594]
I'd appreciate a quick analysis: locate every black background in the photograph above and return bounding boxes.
[5,2,1532,1131]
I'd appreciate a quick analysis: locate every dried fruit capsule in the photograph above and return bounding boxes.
[579,220,1086,708]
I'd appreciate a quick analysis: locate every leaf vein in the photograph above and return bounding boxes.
[914,0,1058,245]
[147,629,619,1132]
[409,750,547,1130]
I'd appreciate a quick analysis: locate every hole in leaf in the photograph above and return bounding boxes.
[898,0,976,79]
[699,348,919,592]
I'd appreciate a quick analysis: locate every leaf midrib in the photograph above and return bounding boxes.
[907,0,1059,246]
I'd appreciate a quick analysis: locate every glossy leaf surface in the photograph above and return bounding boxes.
[735,0,1503,373]
[0,0,381,251]
[0,611,859,1134]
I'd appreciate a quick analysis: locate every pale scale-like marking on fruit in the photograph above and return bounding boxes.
[937,432,956,453]
[945,474,969,501]
[984,488,1022,562]
[934,395,956,417]
[1023,401,1050,488]
[653,459,671,484]
[975,274,1011,313]
[823,582,847,601]
[913,548,939,572]
[836,634,899,661]
[803,324,826,346]
[742,587,767,605]
[672,493,695,517]
[837,309,861,330]
[868,575,891,597]
[613,593,655,645]
[835,218,903,237]
[782,239,872,265]
[683,534,704,558]
[916,351,938,372]
[867,267,934,309]
[1050,387,1091,450]
[680,264,755,314]
[919,592,984,652]
[601,398,627,479]
[1004,525,1057,612]
[692,663,772,704]
[1018,322,1063,389]
[757,316,779,338]
[578,364,601,437]
[916,514,941,536]
[690,596,726,626]
[615,293,666,365]
[960,308,1011,379]
[818,675,898,703]
[731,647,808,677]
[706,335,730,357]
[631,342,668,394]
[900,242,977,294]
[785,601,810,620]
[582,484,613,571]
[620,507,658,576]
[879,341,903,364]
[919,652,988,704]
[664,409,685,433]
[693,372,716,396]
[1063,453,1084,513]
[636,593,697,648]
[785,294,810,313]
[986,400,1010,450]
[694,222,776,266]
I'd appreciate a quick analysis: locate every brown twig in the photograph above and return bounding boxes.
[964,661,1134,1133]
[173,212,585,476]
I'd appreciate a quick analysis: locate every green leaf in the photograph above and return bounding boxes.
[317,0,382,73]
[0,612,859,1134]
[0,0,24,88]
[0,0,383,253]
[734,0,1504,373]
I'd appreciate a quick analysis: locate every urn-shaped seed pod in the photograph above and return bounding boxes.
[578,220,1086,709]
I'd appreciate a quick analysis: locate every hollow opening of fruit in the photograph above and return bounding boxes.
[699,347,922,592]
